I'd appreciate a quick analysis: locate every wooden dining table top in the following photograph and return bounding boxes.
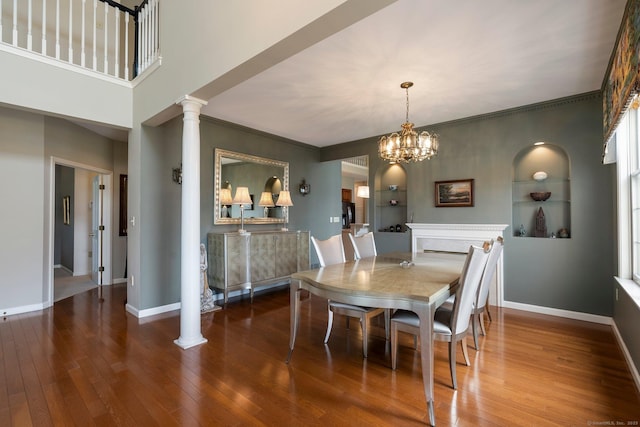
[291,251,466,304]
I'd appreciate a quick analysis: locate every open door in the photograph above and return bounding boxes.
[91,175,104,285]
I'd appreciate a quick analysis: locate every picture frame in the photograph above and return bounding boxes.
[63,196,71,225]
[435,179,474,207]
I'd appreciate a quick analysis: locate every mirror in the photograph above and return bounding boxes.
[214,148,289,225]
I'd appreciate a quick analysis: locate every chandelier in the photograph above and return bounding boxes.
[378,82,439,163]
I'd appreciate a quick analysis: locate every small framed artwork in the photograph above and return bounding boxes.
[435,179,474,207]
[63,196,71,225]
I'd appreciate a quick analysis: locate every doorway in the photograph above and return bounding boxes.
[50,159,112,303]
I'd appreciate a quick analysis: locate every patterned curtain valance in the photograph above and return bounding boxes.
[603,0,640,159]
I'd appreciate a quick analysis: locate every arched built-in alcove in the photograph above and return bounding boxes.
[512,143,571,238]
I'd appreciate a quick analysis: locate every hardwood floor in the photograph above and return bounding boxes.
[1,284,639,426]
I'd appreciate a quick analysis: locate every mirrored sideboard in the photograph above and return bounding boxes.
[207,230,310,305]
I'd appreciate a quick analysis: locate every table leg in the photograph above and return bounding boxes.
[418,304,436,426]
[286,279,302,363]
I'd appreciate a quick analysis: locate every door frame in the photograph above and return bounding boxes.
[46,157,112,306]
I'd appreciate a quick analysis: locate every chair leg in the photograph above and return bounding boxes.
[346,316,351,330]
[472,313,480,350]
[479,311,487,336]
[384,309,390,341]
[324,306,334,344]
[361,315,369,358]
[448,341,457,390]
[460,337,470,366]
[391,324,398,370]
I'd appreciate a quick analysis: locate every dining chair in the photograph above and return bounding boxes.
[440,237,504,350]
[311,234,386,358]
[348,232,377,259]
[390,242,491,389]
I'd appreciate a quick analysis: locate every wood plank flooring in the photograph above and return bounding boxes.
[1,284,639,426]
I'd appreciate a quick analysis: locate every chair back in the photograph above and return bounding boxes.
[311,234,346,267]
[450,243,490,335]
[348,232,377,259]
[475,237,504,311]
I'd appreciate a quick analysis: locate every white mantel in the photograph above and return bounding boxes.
[407,223,509,307]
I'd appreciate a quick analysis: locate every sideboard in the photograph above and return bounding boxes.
[207,230,310,305]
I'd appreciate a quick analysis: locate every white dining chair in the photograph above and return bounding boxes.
[441,237,504,350]
[390,242,491,389]
[348,232,377,259]
[311,234,386,358]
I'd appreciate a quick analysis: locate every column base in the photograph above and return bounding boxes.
[174,335,208,350]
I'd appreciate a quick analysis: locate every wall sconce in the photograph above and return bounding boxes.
[232,186,252,234]
[172,164,182,184]
[299,179,310,196]
[258,191,275,217]
[276,190,293,231]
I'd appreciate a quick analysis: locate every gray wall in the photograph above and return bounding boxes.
[322,92,615,317]
[0,106,127,313]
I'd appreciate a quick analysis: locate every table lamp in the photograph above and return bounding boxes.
[232,186,252,233]
[219,188,233,218]
[356,185,370,223]
[258,191,275,217]
[276,190,293,231]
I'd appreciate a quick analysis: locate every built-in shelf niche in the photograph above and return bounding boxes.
[375,163,407,233]
[512,143,571,238]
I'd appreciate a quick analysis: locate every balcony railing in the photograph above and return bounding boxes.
[0,0,159,81]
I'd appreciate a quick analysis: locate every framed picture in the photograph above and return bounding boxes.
[63,196,71,225]
[435,179,474,207]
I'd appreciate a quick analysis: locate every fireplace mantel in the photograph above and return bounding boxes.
[407,223,509,306]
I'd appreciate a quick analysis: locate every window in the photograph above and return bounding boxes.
[631,107,640,282]
[614,100,640,284]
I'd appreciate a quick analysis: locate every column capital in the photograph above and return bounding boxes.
[175,95,208,109]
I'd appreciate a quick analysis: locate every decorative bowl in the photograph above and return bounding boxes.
[533,171,548,181]
[530,191,551,201]
[389,184,398,191]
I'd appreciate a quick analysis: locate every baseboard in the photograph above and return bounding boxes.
[612,321,640,394]
[112,278,127,284]
[0,302,46,317]
[502,300,612,325]
[126,302,181,319]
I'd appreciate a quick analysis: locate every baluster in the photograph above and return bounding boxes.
[12,0,17,46]
[149,0,155,61]
[41,0,47,54]
[81,0,86,67]
[27,0,32,50]
[92,0,97,70]
[0,0,3,44]
[68,0,73,63]
[115,10,120,78]
[140,5,146,71]
[153,0,158,59]
[103,1,108,74]
[124,12,129,80]
[55,0,60,59]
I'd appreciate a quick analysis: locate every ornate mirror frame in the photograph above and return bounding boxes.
[214,148,289,225]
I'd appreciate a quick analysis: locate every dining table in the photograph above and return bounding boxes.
[286,251,467,426]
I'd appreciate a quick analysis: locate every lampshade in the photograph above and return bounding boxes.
[276,190,293,207]
[219,188,233,205]
[378,82,439,163]
[356,185,370,199]
[258,191,275,207]
[232,187,252,205]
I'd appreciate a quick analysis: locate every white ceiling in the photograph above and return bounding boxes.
[201,0,626,148]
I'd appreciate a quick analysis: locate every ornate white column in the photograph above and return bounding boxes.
[174,95,208,349]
